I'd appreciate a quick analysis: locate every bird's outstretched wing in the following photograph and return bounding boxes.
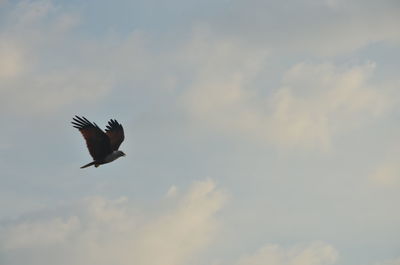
[72,116,112,160]
[105,119,125,151]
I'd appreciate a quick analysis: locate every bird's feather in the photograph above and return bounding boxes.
[71,116,112,160]
[105,119,125,151]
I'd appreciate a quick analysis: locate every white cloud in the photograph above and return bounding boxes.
[0,41,24,79]
[376,258,400,265]
[166,185,178,197]
[2,216,80,250]
[0,68,113,114]
[237,242,338,265]
[0,0,112,115]
[2,0,398,122]
[370,160,400,187]
[182,38,394,149]
[0,180,226,265]
[12,0,53,25]
[269,62,390,148]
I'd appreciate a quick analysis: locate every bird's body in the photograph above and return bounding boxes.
[80,150,126,168]
[72,116,126,168]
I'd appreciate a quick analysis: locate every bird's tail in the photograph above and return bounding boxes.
[80,161,96,169]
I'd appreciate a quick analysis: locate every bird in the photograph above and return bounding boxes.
[72,116,126,168]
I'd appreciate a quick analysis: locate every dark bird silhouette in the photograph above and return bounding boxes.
[72,116,125,168]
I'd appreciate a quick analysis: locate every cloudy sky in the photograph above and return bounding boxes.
[0,0,399,264]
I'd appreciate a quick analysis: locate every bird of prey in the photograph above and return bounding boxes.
[72,116,126,168]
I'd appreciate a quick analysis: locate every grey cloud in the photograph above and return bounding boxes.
[204,0,400,56]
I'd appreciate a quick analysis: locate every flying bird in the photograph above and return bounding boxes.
[72,116,126,168]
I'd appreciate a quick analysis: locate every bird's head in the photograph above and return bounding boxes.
[117,150,126,157]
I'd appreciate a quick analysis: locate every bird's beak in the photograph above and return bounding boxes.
[123,153,126,156]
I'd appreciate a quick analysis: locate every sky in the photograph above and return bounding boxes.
[0,0,399,265]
